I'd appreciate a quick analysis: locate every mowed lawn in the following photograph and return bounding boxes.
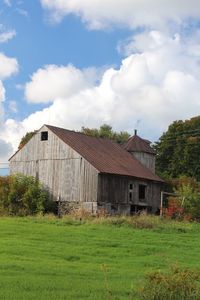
[0,217,200,300]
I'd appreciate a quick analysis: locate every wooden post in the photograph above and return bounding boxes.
[160,191,163,217]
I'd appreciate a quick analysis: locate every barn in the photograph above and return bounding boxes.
[9,124,163,215]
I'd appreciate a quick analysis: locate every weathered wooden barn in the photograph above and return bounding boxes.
[9,125,163,214]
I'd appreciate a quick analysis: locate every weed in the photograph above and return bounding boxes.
[137,265,200,300]
[101,264,113,300]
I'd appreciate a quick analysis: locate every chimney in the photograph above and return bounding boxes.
[134,129,137,136]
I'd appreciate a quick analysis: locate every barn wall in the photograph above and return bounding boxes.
[9,125,98,212]
[97,174,162,214]
[131,152,155,173]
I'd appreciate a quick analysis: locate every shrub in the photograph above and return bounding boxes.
[165,197,184,220]
[165,177,200,221]
[0,174,55,216]
[137,265,200,300]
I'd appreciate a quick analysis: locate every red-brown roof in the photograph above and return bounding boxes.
[123,134,156,154]
[47,125,163,182]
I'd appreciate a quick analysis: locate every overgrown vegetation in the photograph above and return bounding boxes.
[138,266,200,300]
[164,176,200,221]
[0,174,55,216]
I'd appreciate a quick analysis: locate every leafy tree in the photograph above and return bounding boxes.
[18,130,37,149]
[81,124,130,144]
[155,116,200,180]
[166,177,200,220]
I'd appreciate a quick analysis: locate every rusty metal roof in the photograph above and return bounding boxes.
[123,134,156,154]
[47,125,163,182]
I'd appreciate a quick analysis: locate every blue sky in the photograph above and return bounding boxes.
[1,1,130,120]
[1,0,200,175]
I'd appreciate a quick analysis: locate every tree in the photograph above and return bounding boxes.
[18,130,37,149]
[81,124,130,144]
[155,116,200,180]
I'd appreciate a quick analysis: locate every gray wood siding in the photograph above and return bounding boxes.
[10,125,98,204]
[98,174,161,210]
[131,152,155,173]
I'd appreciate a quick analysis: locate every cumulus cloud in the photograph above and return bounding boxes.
[25,65,99,103]
[0,53,19,161]
[1,30,200,160]
[0,139,13,162]
[40,0,200,29]
[0,53,19,80]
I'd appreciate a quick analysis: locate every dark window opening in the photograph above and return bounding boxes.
[129,183,133,190]
[41,131,48,141]
[129,192,133,201]
[139,184,146,200]
[111,205,118,211]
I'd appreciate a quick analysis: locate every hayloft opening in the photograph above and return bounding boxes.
[41,131,48,141]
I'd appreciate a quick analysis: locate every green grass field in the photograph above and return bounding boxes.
[0,216,200,299]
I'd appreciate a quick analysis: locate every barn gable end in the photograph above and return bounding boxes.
[9,125,99,213]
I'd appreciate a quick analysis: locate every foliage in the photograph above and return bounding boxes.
[0,174,55,216]
[18,130,37,149]
[155,116,200,180]
[81,123,130,144]
[170,177,200,221]
[164,197,184,219]
[138,265,200,300]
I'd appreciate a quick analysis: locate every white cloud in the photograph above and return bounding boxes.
[0,53,19,80]
[25,64,102,103]
[40,0,200,29]
[0,29,16,43]
[1,30,200,161]
[0,53,19,161]
[0,139,13,162]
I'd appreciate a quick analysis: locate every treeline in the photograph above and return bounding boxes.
[155,116,200,181]
[80,124,130,144]
[154,116,200,220]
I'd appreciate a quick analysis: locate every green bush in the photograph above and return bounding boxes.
[0,174,55,216]
[137,265,200,300]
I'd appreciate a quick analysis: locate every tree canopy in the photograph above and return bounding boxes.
[81,124,130,144]
[155,116,200,181]
[18,131,37,150]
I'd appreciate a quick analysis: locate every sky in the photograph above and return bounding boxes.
[1,0,200,172]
